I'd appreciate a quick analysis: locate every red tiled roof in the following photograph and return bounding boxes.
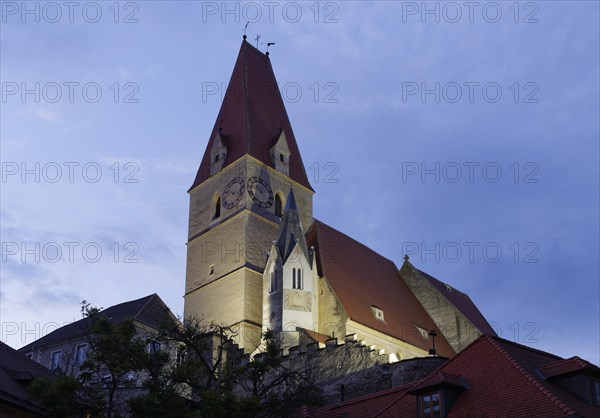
[539,356,600,379]
[308,335,600,417]
[412,335,598,417]
[298,328,330,344]
[408,370,466,394]
[417,269,497,335]
[190,40,313,191]
[291,406,343,418]
[306,220,455,357]
[326,384,415,417]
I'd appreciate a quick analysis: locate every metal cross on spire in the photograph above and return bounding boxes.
[254,34,261,48]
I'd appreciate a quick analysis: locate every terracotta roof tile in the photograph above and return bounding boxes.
[309,335,600,418]
[292,405,343,417]
[190,40,313,191]
[408,370,466,394]
[306,220,455,357]
[326,384,414,417]
[539,356,600,379]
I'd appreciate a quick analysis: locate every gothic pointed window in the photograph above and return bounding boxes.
[214,197,221,219]
[292,268,303,289]
[270,270,277,293]
[275,194,283,217]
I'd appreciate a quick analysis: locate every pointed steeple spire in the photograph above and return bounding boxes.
[275,190,309,263]
[190,40,313,192]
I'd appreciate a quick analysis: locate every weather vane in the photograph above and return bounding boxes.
[243,21,249,40]
[264,42,275,56]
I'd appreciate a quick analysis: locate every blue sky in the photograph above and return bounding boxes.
[1,1,598,363]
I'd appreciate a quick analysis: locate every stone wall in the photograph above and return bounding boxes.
[280,336,447,405]
[400,262,483,353]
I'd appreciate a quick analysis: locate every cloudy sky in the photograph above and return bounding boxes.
[1,1,598,363]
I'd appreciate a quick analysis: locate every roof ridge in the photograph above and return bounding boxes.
[134,293,157,319]
[372,390,412,417]
[489,333,563,360]
[416,269,469,298]
[325,383,414,410]
[484,335,577,416]
[539,355,598,372]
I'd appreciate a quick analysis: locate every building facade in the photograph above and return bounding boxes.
[184,39,494,359]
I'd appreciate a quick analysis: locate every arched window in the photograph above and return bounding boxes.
[214,196,221,219]
[275,194,283,217]
[270,269,277,293]
[292,268,303,290]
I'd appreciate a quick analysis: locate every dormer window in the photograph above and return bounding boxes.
[371,306,385,321]
[409,372,466,418]
[539,356,600,406]
[209,132,228,176]
[270,131,290,176]
[418,326,429,339]
[420,391,442,418]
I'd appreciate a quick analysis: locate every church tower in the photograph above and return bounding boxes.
[184,39,314,350]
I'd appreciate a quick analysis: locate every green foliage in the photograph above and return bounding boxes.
[28,374,104,418]
[128,387,192,418]
[199,390,260,418]
[29,303,324,418]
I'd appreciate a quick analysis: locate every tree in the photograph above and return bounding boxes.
[28,373,104,418]
[155,317,323,417]
[29,302,323,417]
[77,301,150,417]
[29,301,162,418]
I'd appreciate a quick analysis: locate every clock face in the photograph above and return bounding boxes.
[222,177,245,209]
[247,176,274,208]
